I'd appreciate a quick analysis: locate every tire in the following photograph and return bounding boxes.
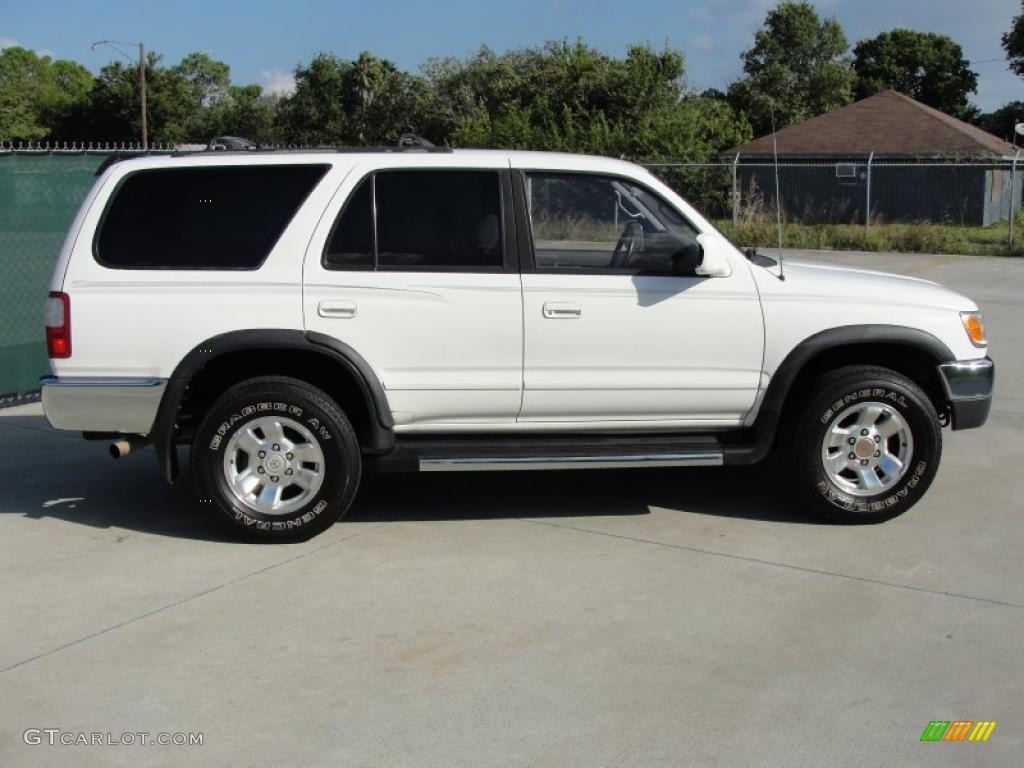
[191,376,362,542]
[791,366,942,524]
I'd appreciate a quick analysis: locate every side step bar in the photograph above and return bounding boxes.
[420,452,723,472]
[372,433,729,474]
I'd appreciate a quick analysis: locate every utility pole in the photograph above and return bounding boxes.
[91,40,148,149]
[139,42,147,149]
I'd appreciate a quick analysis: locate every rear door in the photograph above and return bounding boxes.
[304,157,523,429]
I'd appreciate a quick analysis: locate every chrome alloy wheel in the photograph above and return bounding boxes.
[820,402,914,497]
[222,416,326,515]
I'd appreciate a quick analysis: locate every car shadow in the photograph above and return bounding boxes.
[352,462,813,525]
[0,412,820,542]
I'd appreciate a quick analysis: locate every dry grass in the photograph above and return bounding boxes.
[716,219,1024,257]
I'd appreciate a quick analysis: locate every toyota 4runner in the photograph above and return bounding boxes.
[41,140,994,541]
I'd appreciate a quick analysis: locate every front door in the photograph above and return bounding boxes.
[517,170,764,428]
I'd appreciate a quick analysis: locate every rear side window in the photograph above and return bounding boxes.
[323,176,374,269]
[323,170,504,271]
[95,165,329,269]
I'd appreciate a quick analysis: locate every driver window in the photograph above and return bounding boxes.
[525,172,699,273]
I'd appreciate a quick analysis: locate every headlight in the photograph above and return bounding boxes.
[960,311,987,347]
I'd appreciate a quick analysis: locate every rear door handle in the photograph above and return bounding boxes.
[318,300,357,319]
[542,302,582,319]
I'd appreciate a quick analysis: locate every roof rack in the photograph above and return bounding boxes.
[208,135,257,151]
[397,133,435,149]
[94,135,452,174]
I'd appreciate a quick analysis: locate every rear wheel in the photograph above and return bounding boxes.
[191,376,361,542]
[792,366,942,524]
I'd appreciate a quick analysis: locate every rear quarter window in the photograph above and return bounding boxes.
[94,164,329,269]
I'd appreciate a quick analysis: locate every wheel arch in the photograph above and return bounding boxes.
[152,329,394,482]
[760,325,955,444]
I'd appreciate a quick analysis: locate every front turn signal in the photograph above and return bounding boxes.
[960,311,987,347]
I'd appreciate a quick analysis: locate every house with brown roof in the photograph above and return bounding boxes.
[722,90,1021,226]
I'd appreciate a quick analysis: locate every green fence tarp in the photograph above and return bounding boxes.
[0,153,107,397]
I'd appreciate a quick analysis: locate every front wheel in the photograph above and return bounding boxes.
[792,366,942,524]
[191,376,362,542]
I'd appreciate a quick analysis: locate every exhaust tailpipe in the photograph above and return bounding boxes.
[110,437,150,459]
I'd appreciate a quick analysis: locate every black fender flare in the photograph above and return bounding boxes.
[151,329,393,482]
[724,324,955,464]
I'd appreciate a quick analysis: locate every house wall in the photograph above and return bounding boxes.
[736,162,1003,227]
[983,168,1024,226]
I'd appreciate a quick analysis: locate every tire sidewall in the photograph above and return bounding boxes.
[798,377,939,519]
[196,386,358,538]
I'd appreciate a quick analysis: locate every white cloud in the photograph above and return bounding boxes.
[259,68,296,96]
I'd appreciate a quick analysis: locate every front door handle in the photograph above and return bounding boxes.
[318,300,357,319]
[542,302,582,319]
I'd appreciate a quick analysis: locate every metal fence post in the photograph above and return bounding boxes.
[731,152,740,227]
[865,151,874,229]
[1010,151,1020,250]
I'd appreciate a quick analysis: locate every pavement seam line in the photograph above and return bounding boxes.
[0,420,85,440]
[521,518,1024,609]
[0,520,394,675]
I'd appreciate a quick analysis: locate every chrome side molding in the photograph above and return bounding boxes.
[419,452,724,472]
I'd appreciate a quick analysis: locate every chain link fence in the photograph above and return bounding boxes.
[0,146,175,403]
[645,156,1023,254]
[1,147,1021,401]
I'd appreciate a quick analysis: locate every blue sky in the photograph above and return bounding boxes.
[2,0,1020,111]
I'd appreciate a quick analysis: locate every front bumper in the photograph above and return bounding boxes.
[937,357,994,430]
[40,376,167,435]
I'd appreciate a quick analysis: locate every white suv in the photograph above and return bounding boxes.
[41,140,994,541]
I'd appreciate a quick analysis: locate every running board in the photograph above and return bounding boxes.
[372,434,727,474]
[419,452,723,472]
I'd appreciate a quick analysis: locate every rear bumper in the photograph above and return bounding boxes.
[40,376,167,435]
[937,357,994,430]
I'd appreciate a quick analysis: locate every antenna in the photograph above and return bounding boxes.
[769,102,786,281]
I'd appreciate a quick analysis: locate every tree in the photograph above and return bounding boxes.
[976,101,1024,143]
[853,30,978,118]
[1004,1,1024,77]
[204,85,279,144]
[727,1,854,135]
[73,50,268,145]
[0,47,92,141]
[425,41,750,160]
[274,52,434,145]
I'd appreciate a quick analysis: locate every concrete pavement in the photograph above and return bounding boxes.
[1,250,1022,767]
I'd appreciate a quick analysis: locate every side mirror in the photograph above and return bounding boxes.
[694,233,732,277]
[671,240,703,275]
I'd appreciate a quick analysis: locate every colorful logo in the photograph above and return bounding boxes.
[920,721,997,742]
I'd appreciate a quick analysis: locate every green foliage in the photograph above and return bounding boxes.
[1004,1,1024,77]
[976,101,1024,142]
[422,41,750,162]
[727,1,854,135]
[274,52,434,145]
[61,51,280,146]
[853,30,978,119]
[0,47,92,141]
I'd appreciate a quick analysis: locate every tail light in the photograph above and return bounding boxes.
[45,291,71,358]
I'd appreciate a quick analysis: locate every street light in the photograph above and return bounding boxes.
[91,39,147,149]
